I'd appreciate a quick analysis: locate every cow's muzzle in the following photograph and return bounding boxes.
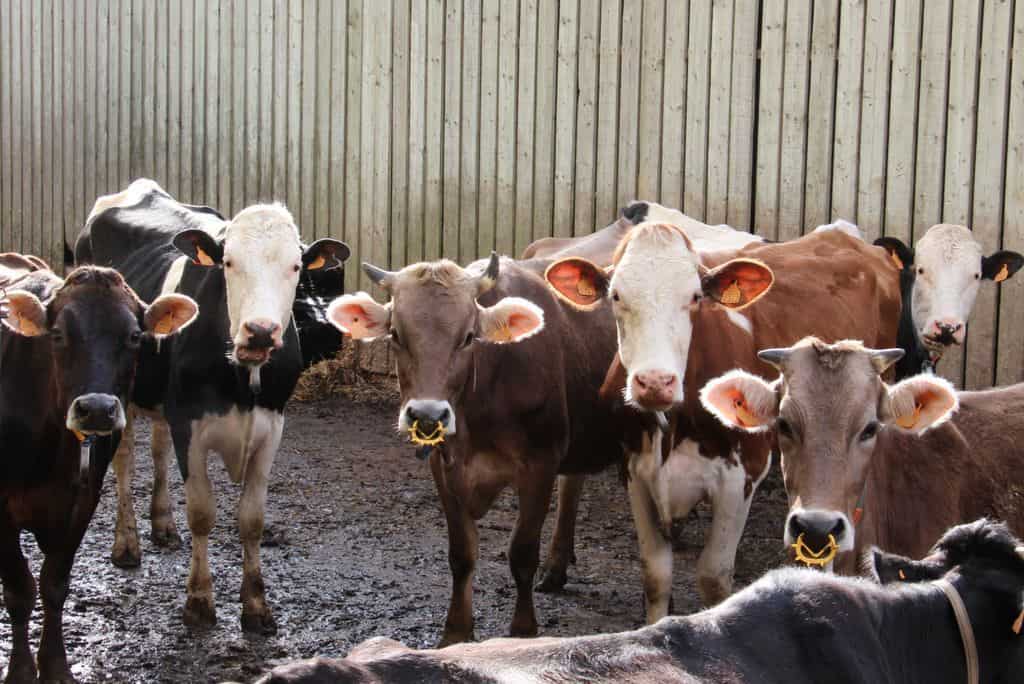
[66,393,125,436]
[235,319,284,365]
[629,369,680,411]
[785,509,852,570]
[401,399,457,442]
[923,319,964,349]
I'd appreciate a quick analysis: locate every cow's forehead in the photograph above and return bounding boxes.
[915,224,982,266]
[782,342,880,408]
[612,224,700,288]
[224,204,302,253]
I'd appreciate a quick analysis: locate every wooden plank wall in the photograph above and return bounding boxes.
[0,0,1022,388]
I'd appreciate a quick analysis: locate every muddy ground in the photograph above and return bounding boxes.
[0,383,789,683]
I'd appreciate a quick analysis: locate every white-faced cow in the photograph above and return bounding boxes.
[73,181,349,633]
[255,519,1024,684]
[544,225,900,622]
[701,337,1024,575]
[0,262,196,682]
[327,254,626,645]
[874,225,1023,379]
[74,179,348,569]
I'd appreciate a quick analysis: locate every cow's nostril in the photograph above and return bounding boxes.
[829,519,845,537]
[438,408,450,424]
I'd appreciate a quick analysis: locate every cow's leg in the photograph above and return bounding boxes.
[695,457,756,607]
[432,457,479,647]
[149,417,181,548]
[628,472,674,624]
[111,406,142,568]
[509,463,558,637]
[238,415,282,634]
[36,548,77,683]
[535,473,584,593]
[183,442,217,628]
[0,526,37,683]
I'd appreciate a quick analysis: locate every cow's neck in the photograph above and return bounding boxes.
[876,584,969,683]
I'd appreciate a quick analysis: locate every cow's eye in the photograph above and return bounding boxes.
[224,259,233,269]
[974,272,981,280]
[691,292,703,305]
[916,267,924,276]
[776,417,794,440]
[293,263,301,273]
[611,290,620,303]
[461,332,475,349]
[859,421,879,442]
[50,330,65,346]
[389,329,402,347]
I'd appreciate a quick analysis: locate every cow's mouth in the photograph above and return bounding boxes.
[235,346,273,365]
[922,332,959,350]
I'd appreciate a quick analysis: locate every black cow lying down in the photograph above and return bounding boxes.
[254,519,1024,684]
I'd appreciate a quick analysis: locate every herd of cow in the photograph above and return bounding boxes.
[1,177,1023,682]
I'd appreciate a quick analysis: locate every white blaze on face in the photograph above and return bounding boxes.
[612,224,702,409]
[222,204,303,349]
[912,225,983,346]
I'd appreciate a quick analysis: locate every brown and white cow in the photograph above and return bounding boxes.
[874,224,1023,379]
[545,225,900,621]
[327,254,627,645]
[701,337,1024,572]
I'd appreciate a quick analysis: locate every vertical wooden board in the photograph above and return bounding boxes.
[998,0,1024,385]
[287,0,302,225]
[478,0,499,253]
[359,0,378,274]
[167,0,181,198]
[594,0,621,227]
[9,0,23,248]
[51,0,66,255]
[105,0,119,194]
[37,0,50,259]
[730,2,761,230]
[637,0,665,204]
[617,0,642,211]
[661,0,689,214]
[442,0,462,260]
[573,0,600,235]
[531,0,557,242]
[941,0,980,226]
[495,0,518,255]
[156,0,170,197]
[855,0,893,242]
[119,0,132,187]
[390,0,409,265]
[552,0,578,238]
[802,0,838,232]
[460,0,481,262]
[0,0,10,251]
[421,0,444,264]
[258,0,274,202]
[344,0,363,291]
[142,0,156,181]
[405,0,425,263]
[884,0,921,244]
[755,0,785,238]
[217,0,234,212]
[66,1,84,245]
[514,0,537,256]
[129,0,142,180]
[370,1,392,270]
[705,0,733,224]
[968,0,1012,389]
[831,0,864,230]
[205,0,220,206]
[683,0,711,221]
[272,0,287,201]
[299,0,317,240]
[74,0,87,229]
[190,0,205,202]
[181,0,196,200]
[81,0,97,229]
[231,0,247,211]
[778,0,811,239]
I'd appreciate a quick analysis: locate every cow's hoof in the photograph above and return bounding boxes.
[437,630,474,648]
[534,567,568,593]
[151,525,182,549]
[241,609,278,635]
[3,661,38,684]
[38,675,75,684]
[509,620,538,639]
[182,596,217,628]
[110,544,141,569]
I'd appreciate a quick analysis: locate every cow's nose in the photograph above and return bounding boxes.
[630,370,678,409]
[403,400,456,435]
[67,393,124,434]
[930,319,964,344]
[787,509,847,560]
[243,319,282,350]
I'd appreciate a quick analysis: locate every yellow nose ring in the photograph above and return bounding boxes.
[408,420,447,447]
[791,533,839,568]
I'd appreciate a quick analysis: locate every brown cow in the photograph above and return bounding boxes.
[545,226,900,621]
[701,337,1024,572]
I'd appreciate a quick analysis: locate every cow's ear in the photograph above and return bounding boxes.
[882,375,958,434]
[699,369,778,432]
[981,250,1024,283]
[143,294,199,337]
[172,229,223,266]
[478,297,544,344]
[303,239,351,271]
[544,258,610,310]
[327,292,391,341]
[1,291,48,337]
[867,547,923,584]
[873,237,914,271]
[701,258,774,310]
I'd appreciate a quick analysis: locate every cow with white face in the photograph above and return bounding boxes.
[75,187,350,633]
[875,224,1023,379]
[546,224,900,620]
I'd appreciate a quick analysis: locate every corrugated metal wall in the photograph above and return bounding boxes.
[1,0,1023,388]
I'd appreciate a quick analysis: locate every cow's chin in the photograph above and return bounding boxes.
[233,346,273,366]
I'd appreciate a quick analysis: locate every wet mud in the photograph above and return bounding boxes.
[0,389,789,683]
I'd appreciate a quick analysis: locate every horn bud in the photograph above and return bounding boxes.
[477,252,500,295]
[362,262,396,290]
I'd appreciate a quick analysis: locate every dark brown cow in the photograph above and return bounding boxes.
[326,254,625,645]
[546,226,900,621]
[701,337,1024,573]
[0,264,196,682]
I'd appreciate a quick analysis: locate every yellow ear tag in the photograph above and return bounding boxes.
[890,253,904,270]
[13,311,44,336]
[898,569,906,580]
[72,430,86,442]
[1013,607,1024,635]
[306,255,327,270]
[733,397,759,428]
[720,281,743,306]
[490,324,514,343]
[575,277,596,298]
[995,263,1010,283]
[896,403,922,430]
[152,312,177,335]
[194,246,216,266]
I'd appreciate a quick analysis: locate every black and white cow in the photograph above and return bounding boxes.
[74,179,350,632]
[874,225,1024,379]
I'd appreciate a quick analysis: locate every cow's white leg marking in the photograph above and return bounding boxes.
[149,417,181,547]
[111,406,141,568]
[183,430,216,627]
[238,408,282,633]
[628,465,674,624]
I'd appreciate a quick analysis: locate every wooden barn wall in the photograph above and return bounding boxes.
[1,0,1022,388]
